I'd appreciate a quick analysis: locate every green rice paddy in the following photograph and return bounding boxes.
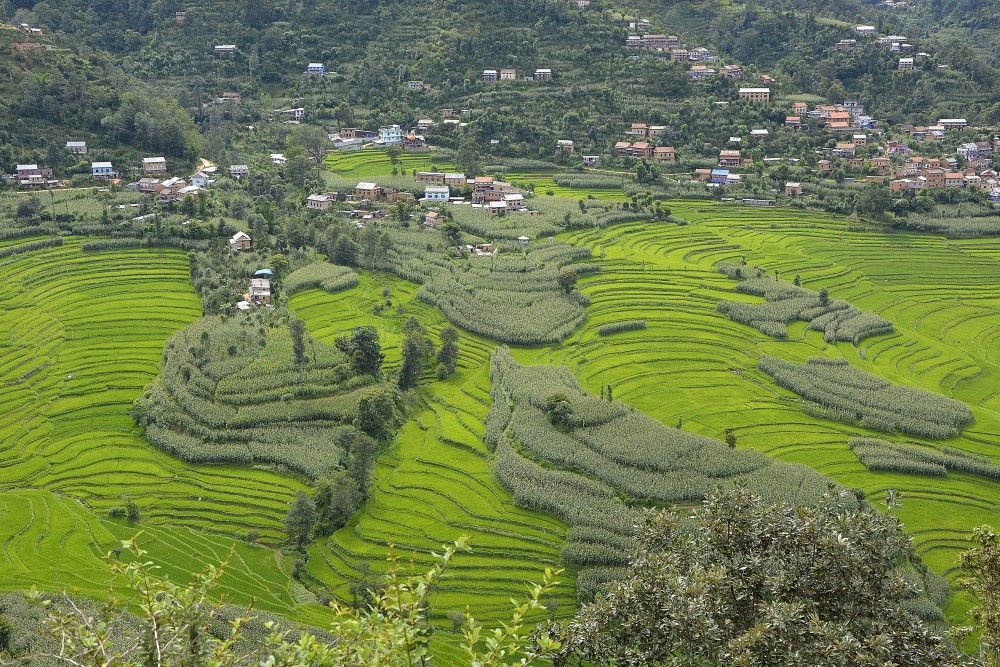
[0,239,328,624]
[1,159,998,645]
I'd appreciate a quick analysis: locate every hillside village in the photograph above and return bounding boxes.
[3,8,998,217]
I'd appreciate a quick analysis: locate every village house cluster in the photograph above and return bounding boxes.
[481,68,553,83]
[327,124,428,152]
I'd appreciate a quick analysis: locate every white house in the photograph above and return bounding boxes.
[229,231,251,252]
[938,118,968,130]
[190,171,213,188]
[424,185,450,201]
[66,141,87,155]
[306,193,335,210]
[229,164,249,179]
[378,124,403,144]
[307,62,325,75]
[91,161,116,179]
[214,45,237,55]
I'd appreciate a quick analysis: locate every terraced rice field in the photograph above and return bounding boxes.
[324,150,452,177]
[0,239,327,623]
[3,181,998,643]
[549,202,1000,615]
[289,276,577,632]
[292,199,1000,628]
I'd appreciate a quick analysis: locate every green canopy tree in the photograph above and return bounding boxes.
[559,488,962,667]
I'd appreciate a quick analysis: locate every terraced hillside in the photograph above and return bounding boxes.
[0,239,327,622]
[289,276,577,629]
[551,203,1000,609]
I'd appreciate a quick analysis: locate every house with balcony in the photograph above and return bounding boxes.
[91,161,117,179]
[143,157,167,174]
[66,141,87,155]
[378,125,403,144]
[423,185,450,202]
[738,87,770,103]
[719,150,741,167]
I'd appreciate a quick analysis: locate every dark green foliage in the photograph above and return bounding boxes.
[313,470,362,537]
[336,326,384,378]
[356,388,395,440]
[0,613,11,654]
[332,236,359,268]
[557,268,578,295]
[123,496,140,523]
[289,316,306,366]
[717,263,893,344]
[283,490,315,552]
[436,327,459,379]
[397,335,423,390]
[597,320,646,336]
[760,356,975,439]
[562,488,961,667]
[544,393,573,429]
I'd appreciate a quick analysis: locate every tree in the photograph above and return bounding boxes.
[818,287,830,305]
[313,470,362,536]
[15,196,43,219]
[455,137,483,177]
[284,490,316,551]
[25,538,560,667]
[349,434,377,500]
[332,235,359,267]
[295,125,329,164]
[336,326,384,377]
[724,428,737,448]
[560,488,961,667]
[441,221,463,247]
[397,334,423,390]
[0,613,12,655]
[436,326,459,379]
[123,495,140,523]
[356,388,395,439]
[557,268,578,294]
[960,526,1000,666]
[283,143,309,188]
[858,185,892,216]
[385,144,402,166]
[544,393,573,429]
[289,315,307,366]
[270,253,289,278]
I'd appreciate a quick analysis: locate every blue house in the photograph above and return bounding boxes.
[307,62,325,76]
[91,161,116,179]
[710,169,729,184]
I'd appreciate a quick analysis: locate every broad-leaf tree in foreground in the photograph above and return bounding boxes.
[559,488,967,667]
